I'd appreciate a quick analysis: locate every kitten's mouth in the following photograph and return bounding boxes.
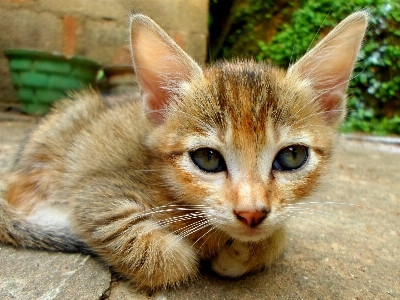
[222,225,272,242]
[239,227,269,241]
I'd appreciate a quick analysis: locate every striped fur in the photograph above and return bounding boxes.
[0,11,368,291]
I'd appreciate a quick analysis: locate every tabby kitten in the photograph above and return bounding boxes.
[0,11,368,291]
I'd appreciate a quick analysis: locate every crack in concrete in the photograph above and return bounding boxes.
[37,255,90,300]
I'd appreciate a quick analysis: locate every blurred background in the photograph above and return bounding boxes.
[0,0,399,135]
[209,0,400,136]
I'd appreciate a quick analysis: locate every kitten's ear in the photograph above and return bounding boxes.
[288,10,369,126]
[129,14,203,124]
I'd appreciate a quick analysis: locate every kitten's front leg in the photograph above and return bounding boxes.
[76,207,199,291]
[211,227,286,277]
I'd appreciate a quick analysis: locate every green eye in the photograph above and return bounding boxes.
[273,145,308,171]
[190,148,227,173]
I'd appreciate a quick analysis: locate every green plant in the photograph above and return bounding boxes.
[255,0,400,135]
[210,0,400,135]
[208,0,295,61]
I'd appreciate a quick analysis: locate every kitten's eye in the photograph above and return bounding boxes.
[190,148,227,173]
[273,145,308,171]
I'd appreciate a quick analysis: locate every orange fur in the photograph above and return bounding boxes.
[7,172,49,213]
[0,11,368,291]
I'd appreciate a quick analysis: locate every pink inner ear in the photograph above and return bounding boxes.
[131,27,171,123]
[130,14,202,125]
[315,70,351,124]
[138,70,170,124]
[319,91,345,124]
[289,54,354,125]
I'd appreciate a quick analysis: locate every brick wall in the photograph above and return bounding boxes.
[0,0,209,103]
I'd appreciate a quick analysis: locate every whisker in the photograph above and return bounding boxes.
[305,5,334,53]
[165,220,212,252]
[272,214,292,229]
[289,68,366,125]
[138,203,206,216]
[286,207,333,217]
[191,225,217,249]
[287,201,367,208]
[157,210,205,222]
[289,109,346,127]
[170,218,208,236]
[295,124,329,130]
[289,215,332,230]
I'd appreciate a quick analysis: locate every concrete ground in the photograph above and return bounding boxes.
[0,109,399,300]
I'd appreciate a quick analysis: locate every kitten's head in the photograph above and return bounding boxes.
[130,12,368,242]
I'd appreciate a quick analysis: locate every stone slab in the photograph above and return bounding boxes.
[0,115,399,299]
[0,246,110,300]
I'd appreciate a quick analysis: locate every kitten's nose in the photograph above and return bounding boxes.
[234,209,269,228]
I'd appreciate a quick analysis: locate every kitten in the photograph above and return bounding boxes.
[0,11,368,291]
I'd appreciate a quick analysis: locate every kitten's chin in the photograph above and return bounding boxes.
[223,226,276,242]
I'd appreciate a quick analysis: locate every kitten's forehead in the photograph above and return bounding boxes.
[200,61,312,146]
[204,60,304,119]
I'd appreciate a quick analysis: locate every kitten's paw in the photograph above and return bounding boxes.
[128,231,199,291]
[210,241,252,277]
[92,219,200,292]
[210,228,287,278]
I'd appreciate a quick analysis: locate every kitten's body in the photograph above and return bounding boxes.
[0,12,368,291]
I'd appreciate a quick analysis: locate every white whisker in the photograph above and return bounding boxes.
[287,201,367,208]
[193,226,219,250]
[289,109,346,127]
[190,225,217,249]
[286,207,333,217]
[306,5,334,53]
[289,215,332,230]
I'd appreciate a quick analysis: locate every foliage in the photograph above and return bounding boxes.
[218,0,275,59]
[340,97,400,135]
[208,0,295,61]
[256,0,400,135]
[210,0,400,135]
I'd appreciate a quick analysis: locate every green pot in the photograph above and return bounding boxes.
[4,49,101,115]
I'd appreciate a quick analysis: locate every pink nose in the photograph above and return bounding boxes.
[234,209,269,228]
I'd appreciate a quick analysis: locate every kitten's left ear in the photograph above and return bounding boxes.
[288,10,369,126]
[130,14,203,124]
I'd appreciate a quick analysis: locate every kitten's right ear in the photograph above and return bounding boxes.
[288,10,369,126]
[130,14,203,124]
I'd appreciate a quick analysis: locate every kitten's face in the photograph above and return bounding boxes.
[147,61,335,242]
[131,11,366,243]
